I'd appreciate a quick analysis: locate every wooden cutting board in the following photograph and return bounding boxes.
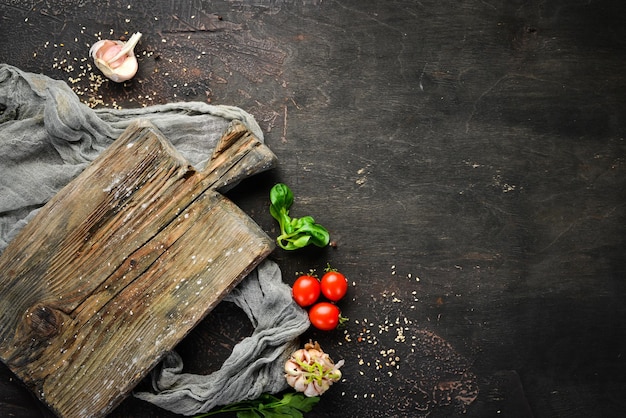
[0,119,277,418]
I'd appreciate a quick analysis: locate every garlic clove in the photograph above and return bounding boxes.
[303,382,320,397]
[90,32,142,82]
[284,340,344,397]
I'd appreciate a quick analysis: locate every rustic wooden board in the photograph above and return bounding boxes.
[0,120,277,418]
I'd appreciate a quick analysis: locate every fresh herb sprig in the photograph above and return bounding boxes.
[269,183,330,250]
[194,392,320,418]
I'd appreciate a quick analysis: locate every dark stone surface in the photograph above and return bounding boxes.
[1,1,625,417]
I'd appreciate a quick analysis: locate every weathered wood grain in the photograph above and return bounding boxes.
[0,120,276,418]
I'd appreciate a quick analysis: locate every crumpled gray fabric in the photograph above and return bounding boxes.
[0,63,263,252]
[135,261,310,415]
[0,64,309,415]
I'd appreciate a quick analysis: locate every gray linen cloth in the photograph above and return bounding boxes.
[0,64,309,415]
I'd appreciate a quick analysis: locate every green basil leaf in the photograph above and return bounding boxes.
[281,213,294,234]
[274,407,303,418]
[261,409,295,418]
[293,223,330,247]
[289,216,302,231]
[268,183,330,251]
[269,183,293,209]
[279,392,296,404]
[270,206,293,235]
[290,216,316,233]
[297,216,316,226]
[257,394,281,404]
[269,204,280,222]
[284,234,311,250]
[308,225,330,247]
[285,394,320,412]
[277,236,298,251]
[236,410,262,418]
[195,393,319,418]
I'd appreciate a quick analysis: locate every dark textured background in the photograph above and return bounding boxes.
[1,1,625,417]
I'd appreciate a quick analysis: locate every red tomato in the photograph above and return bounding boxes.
[320,270,348,302]
[308,302,342,331]
[292,275,321,307]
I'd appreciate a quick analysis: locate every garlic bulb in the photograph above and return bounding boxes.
[90,32,142,82]
[285,340,344,397]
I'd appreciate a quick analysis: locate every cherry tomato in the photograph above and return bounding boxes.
[320,270,348,302]
[292,275,321,307]
[308,302,342,331]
